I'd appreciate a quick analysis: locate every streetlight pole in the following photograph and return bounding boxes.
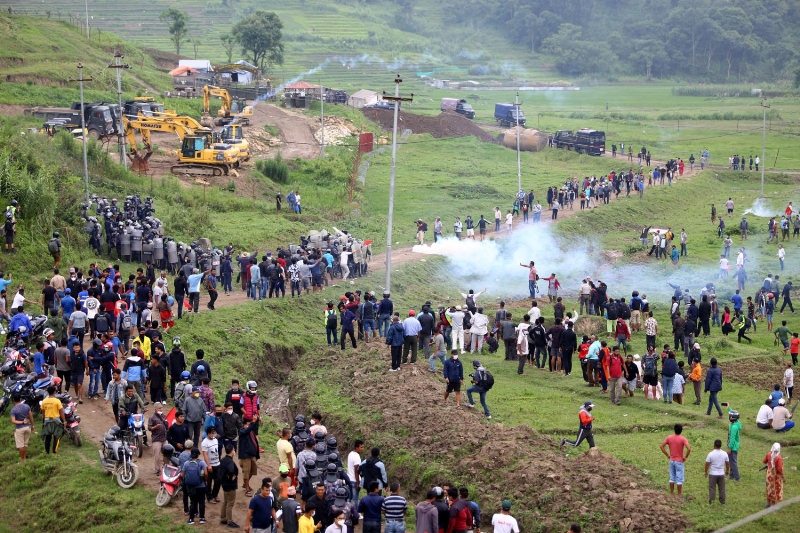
[109,52,130,167]
[382,75,413,294]
[514,92,521,192]
[70,63,93,203]
[84,0,90,39]
[760,100,770,197]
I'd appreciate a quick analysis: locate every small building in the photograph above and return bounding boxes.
[178,59,214,73]
[347,89,381,108]
[283,81,322,108]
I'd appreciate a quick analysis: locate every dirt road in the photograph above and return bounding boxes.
[250,104,320,160]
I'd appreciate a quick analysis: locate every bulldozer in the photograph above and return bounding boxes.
[122,115,240,177]
[201,85,253,127]
[166,115,250,162]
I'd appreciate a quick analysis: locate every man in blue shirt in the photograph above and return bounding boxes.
[8,306,32,342]
[33,342,47,378]
[731,290,743,313]
[186,268,209,313]
[402,310,421,364]
[358,481,385,533]
[245,478,278,532]
[0,272,13,294]
[339,302,357,350]
[60,288,76,322]
[249,261,261,301]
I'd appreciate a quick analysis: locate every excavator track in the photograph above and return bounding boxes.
[170,164,226,177]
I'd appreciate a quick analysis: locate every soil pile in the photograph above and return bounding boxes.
[719,355,785,391]
[362,109,496,142]
[301,347,690,533]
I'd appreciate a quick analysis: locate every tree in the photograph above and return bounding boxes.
[232,11,284,73]
[220,34,235,64]
[159,8,190,56]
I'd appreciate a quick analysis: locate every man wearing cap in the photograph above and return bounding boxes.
[491,500,519,533]
[466,360,491,419]
[402,310,421,365]
[561,401,595,449]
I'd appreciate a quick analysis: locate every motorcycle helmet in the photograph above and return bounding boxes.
[728,410,740,421]
[197,364,205,373]
[180,370,190,380]
[93,338,102,347]
[303,459,316,471]
[43,328,54,337]
[295,421,306,432]
[314,431,326,442]
[11,200,17,207]
[161,443,175,456]
[335,487,349,499]
[172,336,181,347]
[108,425,121,437]
[326,436,338,449]
[51,376,62,389]
[326,463,338,474]
[295,414,306,424]
[327,452,339,463]
[18,326,26,334]
[53,231,59,238]
[246,380,257,393]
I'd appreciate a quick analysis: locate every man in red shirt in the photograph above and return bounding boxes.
[561,401,595,449]
[608,347,626,406]
[445,487,472,533]
[660,424,691,497]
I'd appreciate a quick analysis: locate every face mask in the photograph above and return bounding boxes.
[226,409,233,415]
[337,520,345,527]
[453,355,458,360]
[216,412,222,417]
[156,410,163,415]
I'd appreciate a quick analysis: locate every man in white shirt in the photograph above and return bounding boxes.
[516,317,530,375]
[785,362,794,405]
[526,302,541,323]
[704,438,729,504]
[491,500,519,533]
[469,308,489,354]
[446,305,466,354]
[756,398,775,429]
[719,256,729,278]
[346,440,363,504]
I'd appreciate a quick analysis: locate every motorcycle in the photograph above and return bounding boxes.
[126,412,146,458]
[0,358,26,415]
[56,392,82,446]
[156,443,183,507]
[99,425,139,488]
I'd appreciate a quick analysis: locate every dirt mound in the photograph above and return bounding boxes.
[719,355,786,391]
[361,109,496,142]
[298,346,690,533]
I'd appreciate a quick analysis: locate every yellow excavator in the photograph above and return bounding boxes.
[122,115,240,177]
[201,85,253,127]
[166,115,250,162]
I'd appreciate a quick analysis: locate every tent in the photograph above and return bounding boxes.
[347,89,381,109]
[168,65,200,76]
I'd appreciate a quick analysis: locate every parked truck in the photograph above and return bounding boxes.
[494,103,525,127]
[441,98,475,119]
[552,128,606,155]
[25,104,115,139]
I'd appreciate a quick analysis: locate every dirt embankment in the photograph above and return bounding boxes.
[292,346,689,533]
[362,109,496,143]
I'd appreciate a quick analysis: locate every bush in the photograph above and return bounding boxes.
[255,153,289,184]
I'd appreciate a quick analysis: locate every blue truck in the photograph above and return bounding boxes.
[494,103,526,127]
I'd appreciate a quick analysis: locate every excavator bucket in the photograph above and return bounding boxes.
[200,113,214,128]
[126,149,153,173]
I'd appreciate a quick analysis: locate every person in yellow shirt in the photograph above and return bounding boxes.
[40,385,66,454]
[276,428,297,484]
[299,505,322,533]
[134,328,152,361]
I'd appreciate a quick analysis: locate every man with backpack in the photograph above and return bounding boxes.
[48,232,62,269]
[358,447,388,493]
[642,347,660,401]
[466,360,492,419]
[182,448,209,525]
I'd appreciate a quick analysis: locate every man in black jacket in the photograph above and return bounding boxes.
[219,443,239,527]
[239,414,261,496]
[560,321,578,376]
[698,295,712,336]
[174,271,188,320]
[418,304,435,358]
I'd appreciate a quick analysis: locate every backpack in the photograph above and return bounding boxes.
[462,312,472,330]
[619,305,631,320]
[174,382,188,410]
[479,369,494,390]
[121,311,132,331]
[421,222,428,232]
[326,310,338,329]
[358,457,382,489]
[48,238,59,253]
[466,294,475,309]
[643,354,657,377]
[324,477,345,501]
[184,460,203,487]
[95,314,109,332]
[269,266,280,281]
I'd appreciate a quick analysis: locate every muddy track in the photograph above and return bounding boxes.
[249,104,320,160]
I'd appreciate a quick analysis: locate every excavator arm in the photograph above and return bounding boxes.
[202,85,233,126]
[122,116,205,172]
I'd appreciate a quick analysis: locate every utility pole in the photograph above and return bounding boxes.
[514,93,522,191]
[760,100,770,197]
[109,52,131,167]
[320,82,325,158]
[83,0,90,39]
[70,63,93,203]
[382,74,413,294]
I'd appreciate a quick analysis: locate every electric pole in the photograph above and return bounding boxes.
[84,0,90,39]
[320,82,325,158]
[760,100,770,197]
[514,93,522,192]
[382,75,413,294]
[70,63,93,203]
[109,52,131,167]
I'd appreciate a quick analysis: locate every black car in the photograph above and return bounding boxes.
[363,101,395,110]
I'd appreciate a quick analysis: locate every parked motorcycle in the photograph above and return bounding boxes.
[156,443,183,507]
[98,425,139,488]
[55,392,82,446]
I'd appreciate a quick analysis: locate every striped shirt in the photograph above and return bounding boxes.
[382,494,407,521]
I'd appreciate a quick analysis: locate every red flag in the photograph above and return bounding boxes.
[165,406,177,427]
